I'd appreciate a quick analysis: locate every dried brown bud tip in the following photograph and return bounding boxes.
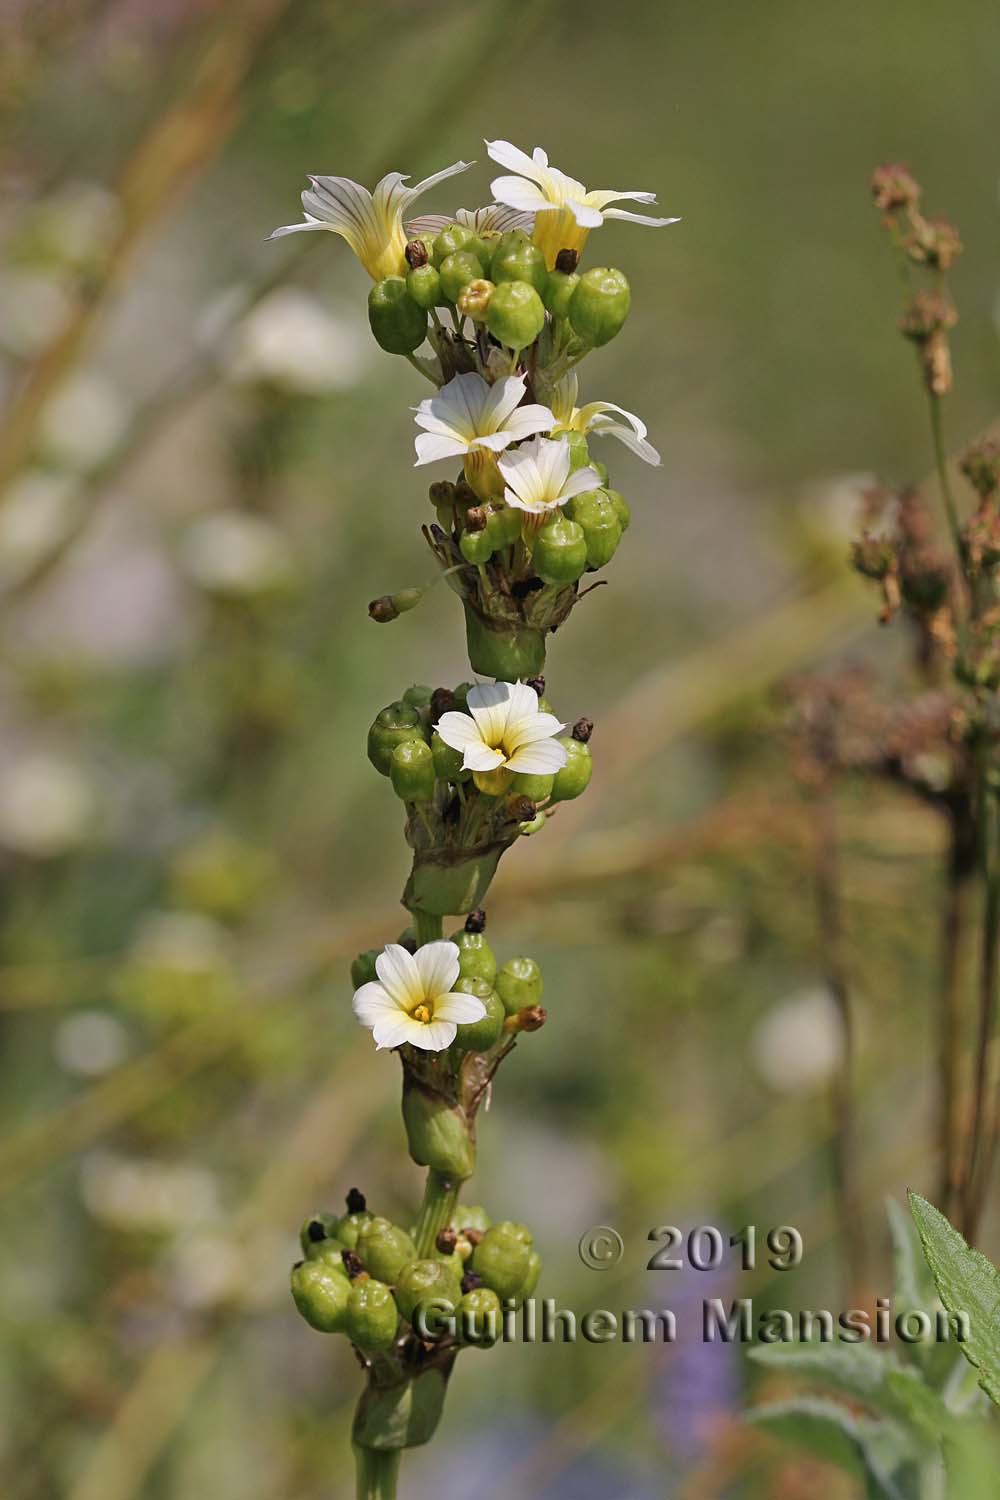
[307,1218,328,1243]
[572,717,594,743]
[900,291,957,342]
[960,441,1000,502]
[464,908,487,933]
[871,162,921,214]
[405,239,429,269]
[555,248,580,274]
[341,1249,366,1280]
[465,505,488,533]
[461,1271,484,1293]
[369,595,399,623]
[436,1227,459,1255]
[346,1187,367,1214]
[430,687,456,722]
[400,934,417,954]
[454,480,477,510]
[462,1228,485,1248]
[505,794,536,824]
[526,676,546,696]
[429,480,456,507]
[505,1004,547,1034]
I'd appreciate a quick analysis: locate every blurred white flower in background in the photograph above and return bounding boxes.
[130,909,231,970]
[23,180,121,270]
[0,753,98,857]
[53,1010,130,1077]
[799,470,878,549]
[179,509,297,598]
[80,1150,220,1233]
[170,1232,245,1309]
[0,470,81,578]
[220,286,370,393]
[0,268,74,357]
[39,371,130,472]
[750,987,847,1094]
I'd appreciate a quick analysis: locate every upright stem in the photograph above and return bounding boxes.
[937,803,975,1217]
[413,1167,462,1258]
[928,392,964,576]
[963,786,1000,1238]
[413,910,444,946]
[353,1444,400,1500]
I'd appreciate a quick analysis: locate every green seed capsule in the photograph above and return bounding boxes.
[460,527,495,565]
[452,682,473,711]
[402,1082,475,1179]
[406,263,442,310]
[460,1286,502,1346]
[513,772,554,803]
[439,251,484,304]
[346,1278,398,1352]
[486,280,546,350]
[550,736,592,802]
[561,430,591,471]
[570,489,622,569]
[451,930,498,983]
[453,978,505,1052]
[496,956,544,1014]
[291,1259,351,1333]
[451,1203,492,1234]
[390,739,436,803]
[300,1211,342,1258]
[334,1209,374,1251]
[491,238,548,294]
[431,729,467,783]
[432,224,474,266]
[356,1218,418,1284]
[533,518,587,585]
[367,701,427,776]
[606,488,630,531]
[593,459,609,486]
[569,267,631,347]
[485,504,523,549]
[544,269,580,319]
[519,1249,542,1300]
[470,1224,532,1301]
[368,277,428,355]
[394,1258,461,1328]
[350,949,378,989]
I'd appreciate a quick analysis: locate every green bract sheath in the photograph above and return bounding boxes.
[403,842,505,918]
[401,1081,475,1180]
[463,605,547,682]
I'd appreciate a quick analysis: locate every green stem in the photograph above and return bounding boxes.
[928,393,964,579]
[413,1167,462,1258]
[353,1444,401,1500]
[412,910,444,947]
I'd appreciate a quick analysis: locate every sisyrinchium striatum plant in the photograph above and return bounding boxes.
[271,140,676,1497]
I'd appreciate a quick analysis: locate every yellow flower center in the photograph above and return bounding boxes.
[412,1002,432,1024]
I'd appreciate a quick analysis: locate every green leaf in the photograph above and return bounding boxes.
[749,1398,909,1498]
[749,1343,947,1441]
[908,1191,1000,1407]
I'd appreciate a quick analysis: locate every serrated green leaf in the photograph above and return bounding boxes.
[887,1195,937,1315]
[908,1191,1000,1407]
[749,1398,908,1498]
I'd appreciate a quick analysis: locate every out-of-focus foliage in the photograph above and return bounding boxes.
[1,2,999,1498]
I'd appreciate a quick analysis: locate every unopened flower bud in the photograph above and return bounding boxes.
[513,771,554,804]
[300,1212,342,1258]
[496,956,543,1014]
[394,1258,461,1329]
[356,1217,418,1284]
[569,267,630,347]
[519,811,546,836]
[453,976,505,1052]
[345,1278,398,1352]
[368,585,428,622]
[405,237,430,270]
[368,277,428,355]
[560,429,591,471]
[533,517,588,584]
[567,489,622,568]
[406,262,442,310]
[550,735,593,802]
[291,1259,350,1333]
[402,1081,475,1179]
[451,927,497,982]
[432,223,475,265]
[436,1226,459,1255]
[485,502,522,549]
[486,279,546,350]
[440,251,485,304]
[457,278,494,322]
[460,527,495,565]
[334,1205,374,1250]
[470,1223,532,1301]
[350,949,378,989]
[367,701,428,775]
[491,237,548,295]
[520,1249,542,1299]
[390,738,436,803]
[504,1003,547,1033]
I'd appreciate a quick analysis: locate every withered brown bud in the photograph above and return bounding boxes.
[465,505,488,533]
[464,908,487,933]
[454,480,477,510]
[504,1004,547,1034]
[346,1187,367,1214]
[900,291,957,343]
[436,1227,459,1255]
[555,248,580,274]
[572,717,594,743]
[399,933,417,954]
[960,441,1000,503]
[526,676,546,696]
[369,595,399,623]
[341,1249,366,1280]
[871,162,921,215]
[904,215,963,272]
[429,523,449,546]
[504,794,536,824]
[462,1228,484,1248]
[430,686,456,722]
[429,480,456,508]
[405,238,429,269]
[461,1271,484,1293]
[851,534,897,581]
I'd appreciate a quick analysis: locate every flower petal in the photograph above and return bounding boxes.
[568,201,604,228]
[508,738,568,775]
[435,992,488,1025]
[414,432,468,465]
[461,741,506,773]
[409,160,474,199]
[405,1019,457,1052]
[414,940,461,1000]
[503,403,557,441]
[267,218,336,240]
[601,208,681,228]
[481,373,529,431]
[372,1012,424,1050]
[467,682,513,748]
[485,140,551,184]
[489,177,553,215]
[507,712,566,748]
[352,981,400,1028]
[559,465,605,502]
[435,710,483,755]
[374,943,422,1007]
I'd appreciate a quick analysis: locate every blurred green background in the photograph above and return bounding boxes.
[1,2,999,1497]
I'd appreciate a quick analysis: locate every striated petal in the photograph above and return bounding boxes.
[559,465,604,502]
[467,682,513,748]
[352,981,400,1028]
[508,738,568,775]
[372,1012,423,1050]
[435,992,488,1025]
[489,177,552,215]
[414,431,468,465]
[461,741,506,773]
[435,710,482,754]
[267,218,334,240]
[414,940,461,1001]
[508,713,566,749]
[482,373,529,431]
[601,208,680,228]
[503,403,557,441]
[486,140,551,184]
[375,943,422,1007]
[405,1019,457,1052]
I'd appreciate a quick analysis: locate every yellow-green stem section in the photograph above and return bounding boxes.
[413,1168,461,1258]
[413,910,444,946]
[354,1444,401,1500]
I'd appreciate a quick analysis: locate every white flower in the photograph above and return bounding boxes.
[353,941,485,1052]
[407,204,534,237]
[551,373,660,466]
[413,372,555,467]
[487,140,678,267]
[437,681,567,795]
[498,436,602,516]
[269,160,472,281]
